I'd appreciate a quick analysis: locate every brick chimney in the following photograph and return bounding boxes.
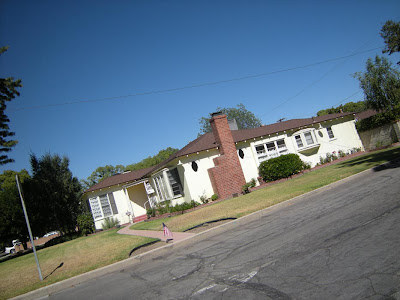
[207,112,246,199]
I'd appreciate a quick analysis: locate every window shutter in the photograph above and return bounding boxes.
[108,193,118,214]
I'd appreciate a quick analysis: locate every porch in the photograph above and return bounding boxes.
[123,180,158,222]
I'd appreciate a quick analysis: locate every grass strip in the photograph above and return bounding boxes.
[130,146,400,232]
[0,229,158,299]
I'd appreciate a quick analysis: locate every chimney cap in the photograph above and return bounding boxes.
[211,111,223,118]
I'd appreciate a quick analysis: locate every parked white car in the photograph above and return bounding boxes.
[4,240,21,254]
[43,231,59,237]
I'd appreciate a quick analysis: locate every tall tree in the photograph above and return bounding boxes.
[0,169,30,249]
[381,20,400,65]
[198,103,262,135]
[353,56,400,112]
[82,164,125,189]
[0,46,22,165]
[25,153,82,235]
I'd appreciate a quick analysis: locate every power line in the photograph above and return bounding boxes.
[10,47,382,112]
[260,42,378,119]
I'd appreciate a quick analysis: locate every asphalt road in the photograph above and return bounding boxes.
[49,162,400,300]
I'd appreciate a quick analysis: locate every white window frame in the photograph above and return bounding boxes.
[153,172,170,202]
[89,194,113,220]
[152,168,184,202]
[255,139,288,163]
[293,129,319,150]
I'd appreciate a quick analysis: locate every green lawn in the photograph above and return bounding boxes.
[0,229,157,299]
[130,146,400,232]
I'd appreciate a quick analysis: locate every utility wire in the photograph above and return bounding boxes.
[10,47,382,112]
[260,41,378,119]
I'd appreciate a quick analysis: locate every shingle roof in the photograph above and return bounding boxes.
[85,167,154,193]
[354,109,377,120]
[84,111,356,193]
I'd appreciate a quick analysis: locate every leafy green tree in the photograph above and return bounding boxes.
[0,169,30,249]
[198,103,262,135]
[316,101,367,116]
[25,153,82,235]
[0,46,22,165]
[381,20,400,65]
[125,147,179,172]
[353,56,400,112]
[81,164,125,189]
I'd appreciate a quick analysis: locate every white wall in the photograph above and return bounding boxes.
[177,149,220,201]
[85,186,133,230]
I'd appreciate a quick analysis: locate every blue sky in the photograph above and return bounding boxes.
[1,1,399,180]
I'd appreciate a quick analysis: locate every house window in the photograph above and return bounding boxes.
[99,195,112,218]
[295,135,304,148]
[255,145,268,162]
[167,168,183,197]
[89,193,117,220]
[255,139,287,163]
[304,132,314,145]
[294,130,319,150]
[238,149,244,159]
[266,142,278,158]
[277,139,287,153]
[153,174,169,201]
[89,197,102,220]
[327,127,335,139]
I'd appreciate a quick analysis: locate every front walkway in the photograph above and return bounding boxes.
[117,225,196,242]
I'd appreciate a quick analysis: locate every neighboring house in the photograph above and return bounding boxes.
[83,111,364,229]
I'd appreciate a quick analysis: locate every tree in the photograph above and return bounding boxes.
[125,147,179,172]
[198,103,262,135]
[24,153,82,235]
[0,46,22,165]
[316,101,367,116]
[0,169,31,249]
[381,20,400,65]
[81,164,125,189]
[353,56,400,112]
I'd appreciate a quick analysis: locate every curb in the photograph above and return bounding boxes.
[12,159,396,299]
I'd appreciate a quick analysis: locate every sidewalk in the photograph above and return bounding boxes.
[117,224,196,242]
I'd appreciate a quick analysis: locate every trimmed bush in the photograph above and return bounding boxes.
[77,213,95,236]
[259,154,307,182]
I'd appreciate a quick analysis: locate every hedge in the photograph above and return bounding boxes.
[259,153,308,182]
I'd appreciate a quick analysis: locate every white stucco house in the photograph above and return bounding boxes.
[83,111,364,230]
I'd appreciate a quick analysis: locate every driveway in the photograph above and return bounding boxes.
[40,162,400,299]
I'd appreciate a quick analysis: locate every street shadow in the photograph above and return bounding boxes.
[336,147,400,172]
[372,159,400,172]
[43,262,64,280]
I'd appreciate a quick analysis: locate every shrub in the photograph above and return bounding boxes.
[338,149,346,158]
[101,217,120,230]
[211,194,219,201]
[200,194,208,204]
[258,154,306,182]
[77,213,95,236]
[331,151,339,161]
[242,178,257,194]
[146,207,156,218]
